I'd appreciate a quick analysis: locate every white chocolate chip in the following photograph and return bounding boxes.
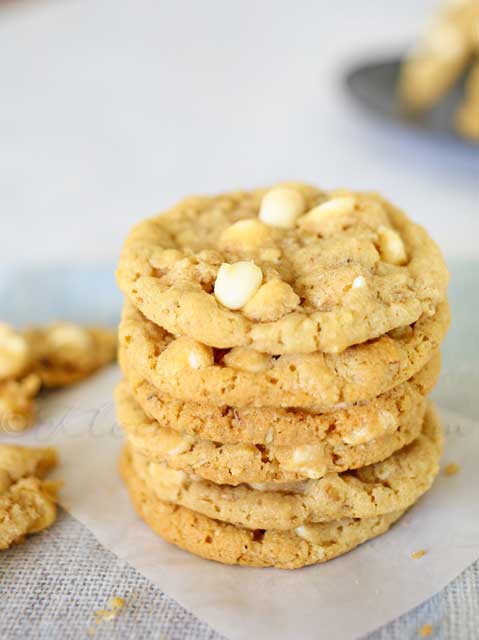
[166,434,195,456]
[352,275,367,289]
[281,444,327,479]
[0,324,30,381]
[259,187,305,229]
[342,426,374,446]
[378,409,397,432]
[298,196,356,233]
[377,226,407,265]
[214,261,263,310]
[147,462,188,500]
[47,323,93,350]
[294,525,327,551]
[264,428,274,445]
[223,347,272,373]
[218,219,271,252]
[188,351,204,369]
[248,480,309,493]
[159,337,214,371]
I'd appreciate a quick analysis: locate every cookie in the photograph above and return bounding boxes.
[24,323,117,388]
[120,446,406,569]
[126,404,442,530]
[121,352,440,446]
[117,185,448,355]
[455,60,479,140]
[119,300,449,410]
[0,445,59,550]
[117,383,429,484]
[399,0,479,112]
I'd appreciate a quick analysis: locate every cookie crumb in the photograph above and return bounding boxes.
[411,549,427,559]
[419,623,433,637]
[95,596,126,624]
[444,462,460,476]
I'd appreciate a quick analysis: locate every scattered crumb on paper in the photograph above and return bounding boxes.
[419,623,433,637]
[94,596,126,624]
[444,462,460,476]
[411,550,427,560]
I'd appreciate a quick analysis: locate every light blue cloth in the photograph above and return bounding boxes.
[0,261,477,640]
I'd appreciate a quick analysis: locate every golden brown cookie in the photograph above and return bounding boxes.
[119,300,449,410]
[117,383,431,485]
[117,185,448,355]
[120,446,406,569]
[399,0,479,112]
[126,404,442,530]
[121,352,440,446]
[0,444,59,550]
[24,323,117,388]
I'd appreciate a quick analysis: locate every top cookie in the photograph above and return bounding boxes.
[117,183,448,355]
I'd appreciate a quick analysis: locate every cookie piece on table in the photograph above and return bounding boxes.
[117,184,449,355]
[0,320,117,431]
[0,375,42,432]
[123,403,442,529]
[0,444,59,550]
[0,323,40,432]
[24,323,117,388]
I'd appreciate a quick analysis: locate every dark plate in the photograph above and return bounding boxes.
[345,57,476,148]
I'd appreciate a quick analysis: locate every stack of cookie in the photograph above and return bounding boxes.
[116,183,449,569]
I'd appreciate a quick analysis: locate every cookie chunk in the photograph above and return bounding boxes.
[120,446,406,569]
[125,404,442,529]
[24,323,117,388]
[119,300,450,410]
[117,185,448,355]
[0,374,42,432]
[117,383,430,485]
[399,0,479,112]
[0,445,59,550]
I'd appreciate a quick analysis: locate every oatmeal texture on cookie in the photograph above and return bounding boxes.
[121,352,440,446]
[116,383,437,485]
[120,445,407,569]
[117,183,448,355]
[119,300,450,410]
[124,404,442,529]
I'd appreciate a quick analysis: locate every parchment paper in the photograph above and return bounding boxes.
[2,365,478,640]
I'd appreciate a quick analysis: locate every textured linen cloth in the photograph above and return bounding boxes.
[0,260,478,640]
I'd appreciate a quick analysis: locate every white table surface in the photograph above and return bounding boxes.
[1,0,478,267]
[1,1,478,638]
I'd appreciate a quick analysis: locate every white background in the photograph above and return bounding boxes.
[1,0,478,265]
